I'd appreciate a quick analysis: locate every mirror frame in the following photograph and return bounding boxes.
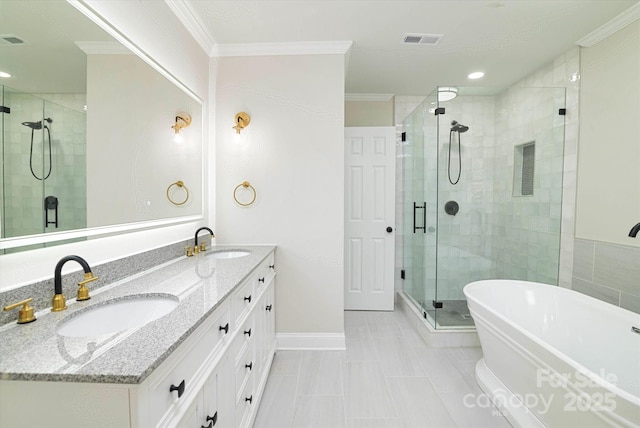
[0,0,206,252]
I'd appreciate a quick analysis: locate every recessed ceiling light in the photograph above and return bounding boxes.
[0,71,11,78]
[468,71,484,80]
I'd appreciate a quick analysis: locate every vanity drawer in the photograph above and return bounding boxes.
[234,338,255,403]
[148,303,230,427]
[231,277,255,326]
[255,253,275,293]
[235,372,255,428]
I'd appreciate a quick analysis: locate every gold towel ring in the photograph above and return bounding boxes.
[167,180,190,206]
[233,181,257,206]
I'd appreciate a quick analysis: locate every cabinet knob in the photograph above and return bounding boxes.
[169,379,185,398]
[265,304,272,312]
[258,277,265,283]
[245,361,253,371]
[201,412,217,428]
[269,264,275,270]
[219,323,229,334]
[244,328,252,337]
[244,295,252,303]
[245,395,253,404]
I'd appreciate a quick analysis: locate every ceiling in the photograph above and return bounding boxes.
[0,1,637,96]
[181,0,638,95]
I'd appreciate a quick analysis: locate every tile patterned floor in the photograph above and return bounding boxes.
[253,309,509,428]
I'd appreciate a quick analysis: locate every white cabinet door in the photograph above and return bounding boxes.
[344,127,396,310]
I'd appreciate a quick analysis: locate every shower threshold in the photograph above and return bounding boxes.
[398,291,479,347]
[424,299,475,329]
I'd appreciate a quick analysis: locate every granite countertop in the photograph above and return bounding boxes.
[0,245,275,385]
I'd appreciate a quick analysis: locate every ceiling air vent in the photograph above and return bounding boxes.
[402,33,443,45]
[0,34,26,45]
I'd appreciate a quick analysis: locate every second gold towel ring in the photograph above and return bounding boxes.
[234,181,257,206]
[167,180,190,206]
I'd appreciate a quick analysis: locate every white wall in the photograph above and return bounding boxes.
[214,54,345,337]
[576,20,640,246]
[0,0,209,290]
[345,99,394,126]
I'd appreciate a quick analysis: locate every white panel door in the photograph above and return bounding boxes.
[344,127,396,310]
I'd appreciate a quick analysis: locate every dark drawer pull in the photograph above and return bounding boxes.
[170,379,185,398]
[201,412,217,428]
[245,395,253,404]
[269,264,275,269]
[258,277,265,283]
[219,323,229,334]
[244,295,252,303]
[245,362,253,371]
[265,304,272,312]
[244,328,252,337]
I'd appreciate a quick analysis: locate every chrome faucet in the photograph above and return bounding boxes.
[52,255,98,312]
[629,222,640,238]
[194,227,215,253]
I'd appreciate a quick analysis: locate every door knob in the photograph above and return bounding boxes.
[386,227,393,233]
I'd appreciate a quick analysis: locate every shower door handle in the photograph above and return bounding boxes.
[413,202,426,233]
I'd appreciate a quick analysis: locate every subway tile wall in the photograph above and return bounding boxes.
[572,238,640,313]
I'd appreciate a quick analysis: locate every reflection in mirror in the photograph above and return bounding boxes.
[0,0,204,254]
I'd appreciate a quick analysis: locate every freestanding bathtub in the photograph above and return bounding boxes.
[464,280,640,427]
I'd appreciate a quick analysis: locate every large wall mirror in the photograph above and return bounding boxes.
[0,0,204,254]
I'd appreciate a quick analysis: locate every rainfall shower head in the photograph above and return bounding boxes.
[21,118,51,130]
[22,121,43,130]
[451,120,469,133]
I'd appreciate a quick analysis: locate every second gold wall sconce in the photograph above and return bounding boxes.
[171,112,192,135]
[233,112,250,134]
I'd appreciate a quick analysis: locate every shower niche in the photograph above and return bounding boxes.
[401,86,566,330]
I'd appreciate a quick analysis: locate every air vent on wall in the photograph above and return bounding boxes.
[0,34,26,45]
[402,33,443,45]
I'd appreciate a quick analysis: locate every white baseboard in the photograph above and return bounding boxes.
[276,333,346,350]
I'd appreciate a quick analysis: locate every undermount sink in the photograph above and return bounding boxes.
[207,249,250,259]
[56,294,179,337]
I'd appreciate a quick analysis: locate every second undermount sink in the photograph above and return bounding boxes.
[207,249,250,259]
[56,294,179,337]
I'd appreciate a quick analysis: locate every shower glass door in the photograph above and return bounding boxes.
[403,91,439,328]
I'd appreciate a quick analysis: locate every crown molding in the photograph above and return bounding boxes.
[74,41,131,54]
[576,2,640,47]
[345,93,395,102]
[211,41,353,57]
[165,0,216,55]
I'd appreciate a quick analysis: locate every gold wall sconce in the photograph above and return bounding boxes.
[233,112,251,134]
[171,112,192,135]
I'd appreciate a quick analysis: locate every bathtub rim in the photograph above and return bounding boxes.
[463,279,640,406]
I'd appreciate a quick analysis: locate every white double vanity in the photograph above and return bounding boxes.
[0,246,276,428]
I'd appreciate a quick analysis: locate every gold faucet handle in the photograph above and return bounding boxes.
[200,242,207,251]
[3,298,36,324]
[186,246,194,257]
[77,273,98,301]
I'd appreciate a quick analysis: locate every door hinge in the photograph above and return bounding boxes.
[400,269,405,280]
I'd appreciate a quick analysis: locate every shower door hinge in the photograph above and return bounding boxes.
[401,132,406,142]
[558,108,566,116]
[0,106,10,114]
[401,269,405,280]
[432,300,443,309]
[434,107,445,115]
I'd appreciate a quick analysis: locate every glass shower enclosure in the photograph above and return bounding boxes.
[1,85,87,252]
[403,86,566,329]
